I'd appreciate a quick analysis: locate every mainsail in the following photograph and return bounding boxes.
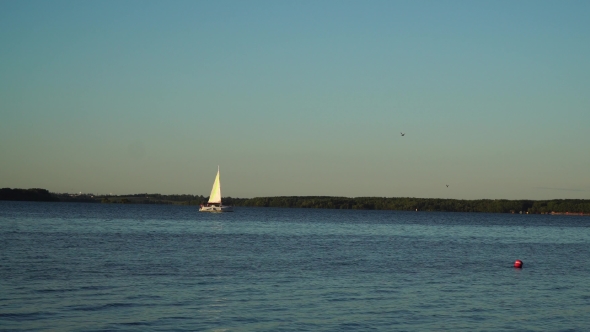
[208,167,221,204]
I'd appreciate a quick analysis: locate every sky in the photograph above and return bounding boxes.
[1,0,589,200]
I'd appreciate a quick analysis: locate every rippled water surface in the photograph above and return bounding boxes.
[1,201,590,331]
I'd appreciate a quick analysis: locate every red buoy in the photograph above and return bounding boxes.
[514,260,523,268]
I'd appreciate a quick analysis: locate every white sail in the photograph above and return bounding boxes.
[200,166,232,212]
[207,167,222,204]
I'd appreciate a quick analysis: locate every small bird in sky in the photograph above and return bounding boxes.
[400,132,405,136]
[446,185,449,187]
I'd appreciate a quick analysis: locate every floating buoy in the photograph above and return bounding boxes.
[514,260,523,268]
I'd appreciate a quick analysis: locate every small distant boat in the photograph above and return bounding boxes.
[199,166,233,212]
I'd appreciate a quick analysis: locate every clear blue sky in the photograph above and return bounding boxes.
[1,0,589,199]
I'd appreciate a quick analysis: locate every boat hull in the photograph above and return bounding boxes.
[199,205,233,212]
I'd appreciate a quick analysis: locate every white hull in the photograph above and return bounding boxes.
[199,205,233,212]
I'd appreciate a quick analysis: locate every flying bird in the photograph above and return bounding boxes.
[400,132,405,136]
[446,185,449,187]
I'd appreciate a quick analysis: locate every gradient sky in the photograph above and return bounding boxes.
[1,0,589,199]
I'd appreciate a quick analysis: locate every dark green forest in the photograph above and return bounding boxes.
[0,188,59,202]
[2,188,589,214]
[231,196,590,214]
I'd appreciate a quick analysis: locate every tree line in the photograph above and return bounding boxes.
[231,196,590,214]
[2,188,589,214]
[0,188,59,202]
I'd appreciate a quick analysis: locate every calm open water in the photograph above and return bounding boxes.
[1,201,589,331]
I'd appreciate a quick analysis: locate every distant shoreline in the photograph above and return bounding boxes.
[1,187,589,215]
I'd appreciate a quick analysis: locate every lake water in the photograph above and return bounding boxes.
[1,201,589,331]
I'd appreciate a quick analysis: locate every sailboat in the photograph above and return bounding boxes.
[199,166,233,212]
